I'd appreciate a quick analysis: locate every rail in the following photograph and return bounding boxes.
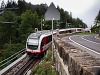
[0,48,25,69]
[14,58,36,75]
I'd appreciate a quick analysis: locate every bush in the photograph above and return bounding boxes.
[1,43,24,60]
[32,47,57,75]
[41,70,46,75]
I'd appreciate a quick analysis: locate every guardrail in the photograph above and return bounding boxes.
[0,48,25,69]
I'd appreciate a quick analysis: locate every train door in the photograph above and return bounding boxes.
[40,37,46,52]
[43,37,47,51]
[40,39,44,52]
[44,37,46,45]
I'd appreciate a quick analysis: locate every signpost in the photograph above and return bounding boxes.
[44,2,60,61]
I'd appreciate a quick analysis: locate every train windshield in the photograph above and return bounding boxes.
[27,38,39,50]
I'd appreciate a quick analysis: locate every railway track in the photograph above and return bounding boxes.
[23,58,43,75]
[2,55,43,75]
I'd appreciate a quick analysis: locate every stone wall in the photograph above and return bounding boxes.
[54,37,100,75]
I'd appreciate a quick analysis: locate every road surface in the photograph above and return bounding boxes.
[67,34,100,58]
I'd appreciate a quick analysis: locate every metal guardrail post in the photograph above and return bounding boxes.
[0,48,25,68]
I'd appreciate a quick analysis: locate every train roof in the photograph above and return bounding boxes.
[28,33,41,39]
[28,30,51,39]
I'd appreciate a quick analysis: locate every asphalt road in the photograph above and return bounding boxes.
[69,34,100,55]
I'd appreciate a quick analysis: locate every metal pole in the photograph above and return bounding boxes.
[52,18,54,61]
[41,19,42,31]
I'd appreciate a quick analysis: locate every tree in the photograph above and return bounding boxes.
[6,0,12,8]
[32,12,40,29]
[95,10,100,36]
[36,4,47,17]
[20,10,34,34]
[95,10,100,21]
[17,0,27,14]
[91,25,99,33]
[20,10,39,33]
[5,0,17,8]
[19,10,39,44]
[0,11,17,45]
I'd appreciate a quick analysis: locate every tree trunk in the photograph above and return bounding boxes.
[10,35,11,44]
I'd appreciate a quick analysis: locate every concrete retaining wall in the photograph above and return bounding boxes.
[54,36,100,75]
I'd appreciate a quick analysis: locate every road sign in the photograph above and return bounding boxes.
[45,2,60,20]
[44,2,60,61]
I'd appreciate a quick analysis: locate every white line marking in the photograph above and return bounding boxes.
[81,36,100,45]
[95,36,97,39]
[69,36,100,55]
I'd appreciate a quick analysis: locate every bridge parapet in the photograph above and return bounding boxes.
[54,36,100,75]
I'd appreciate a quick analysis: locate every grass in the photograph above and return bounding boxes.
[32,47,57,75]
[75,32,96,35]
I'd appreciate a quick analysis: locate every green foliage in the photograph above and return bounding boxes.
[93,10,100,35]
[20,10,39,33]
[71,18,87,28]
[91,25,99,33]
[0,11,16,22]
[17,0,27,14]
[19,10,40,44]
[36,4,47,17]
[5,0,17,8]
[0,11,17,45]
[41,70,46,75]
[75,32,95,35]
[95,10,100,21]
[32,48,57,75]
[0,43,24,60]
[37,68,43,74]
[20,10,34,34]
[32,12,40,28]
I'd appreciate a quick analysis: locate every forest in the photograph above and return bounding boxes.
[0,0,87,61]
[91,10,100,34]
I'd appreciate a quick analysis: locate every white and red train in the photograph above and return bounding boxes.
[26,28,85,57]
[26,30,56,57]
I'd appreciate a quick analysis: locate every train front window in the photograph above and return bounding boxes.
[27,38,39,50]
[27,44,38,50]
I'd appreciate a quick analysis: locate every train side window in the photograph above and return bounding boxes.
[41,39,44,47]
[47,35,50,43]
[46,35,52,44]
[47,36,49,43]
[49,35,52,42]
[46,37,48,43]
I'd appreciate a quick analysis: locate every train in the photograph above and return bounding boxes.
[26,28,86,57]
[26,30,56,57]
